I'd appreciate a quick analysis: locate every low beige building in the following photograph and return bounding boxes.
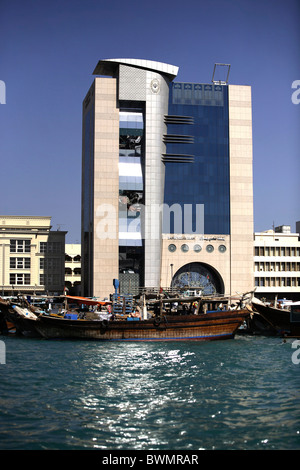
[65,243,81,295]
[0,216,66,296]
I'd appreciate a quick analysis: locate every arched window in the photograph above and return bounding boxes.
[171,262,224,295]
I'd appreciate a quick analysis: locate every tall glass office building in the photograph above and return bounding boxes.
[82,59,253,299]
[164,83,230,235]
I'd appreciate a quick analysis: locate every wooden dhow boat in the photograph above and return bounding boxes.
[0,294,250,342]
[251,297,291,333]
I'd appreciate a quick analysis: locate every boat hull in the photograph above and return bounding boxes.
[252,301,290,331]
[32,310,249,341]
[0,304,40,337]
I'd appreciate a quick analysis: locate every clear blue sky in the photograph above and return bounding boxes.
[0,0,299,242]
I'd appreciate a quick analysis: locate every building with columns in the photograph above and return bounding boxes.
[81,59,253,300]
[0,215,66,296]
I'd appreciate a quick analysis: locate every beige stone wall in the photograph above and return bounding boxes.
[93,77,119,299]
[228,85,254,294]
[160,235,231,293]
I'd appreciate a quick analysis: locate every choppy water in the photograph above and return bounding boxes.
[0,334,299,450]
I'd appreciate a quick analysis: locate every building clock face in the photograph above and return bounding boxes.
[150,78,160,94]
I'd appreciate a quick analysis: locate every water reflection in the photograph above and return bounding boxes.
[71,344,201,449]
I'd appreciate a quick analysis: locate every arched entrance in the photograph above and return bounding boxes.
[171,262,224,295]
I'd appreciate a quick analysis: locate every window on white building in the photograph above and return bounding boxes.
[10,240,30,253]
[9,273,30,285]
[10,258,30,269]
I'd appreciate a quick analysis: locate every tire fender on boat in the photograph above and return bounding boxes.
[101,319,109,329]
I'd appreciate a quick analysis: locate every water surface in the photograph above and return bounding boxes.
[0,335,299,450]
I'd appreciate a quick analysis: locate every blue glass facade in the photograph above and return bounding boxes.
[82,104,95,296]
[163,83,230,235]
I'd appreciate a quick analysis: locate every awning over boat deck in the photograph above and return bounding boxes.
[65,295,111,306]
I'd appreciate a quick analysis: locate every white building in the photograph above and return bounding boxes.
[254,224,300,301]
